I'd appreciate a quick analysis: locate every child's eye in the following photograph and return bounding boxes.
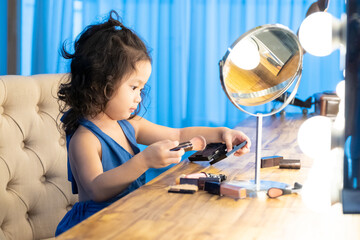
[131,86,138,90]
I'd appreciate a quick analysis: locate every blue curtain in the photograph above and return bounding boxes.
[12,0,346,129]
[31,0,74,74]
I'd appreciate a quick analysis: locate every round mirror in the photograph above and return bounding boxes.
[219,24,303,116]
[219,24,304,192]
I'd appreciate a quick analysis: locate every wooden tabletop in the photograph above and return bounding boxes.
[57,114,360,240]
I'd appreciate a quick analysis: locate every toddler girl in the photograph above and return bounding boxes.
[55,10,250,236]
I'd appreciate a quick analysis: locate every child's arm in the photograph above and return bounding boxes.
[130,116,251,157]
[69,127,184,202]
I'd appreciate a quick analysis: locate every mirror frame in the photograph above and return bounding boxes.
[219,24,303,117]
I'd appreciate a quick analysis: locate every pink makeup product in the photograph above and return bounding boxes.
[267,182,302,198]
[170,136,206,152]
[204,181,247,199]
[178,172,207,186]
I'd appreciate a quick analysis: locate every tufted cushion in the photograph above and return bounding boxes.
[0,74,78,240]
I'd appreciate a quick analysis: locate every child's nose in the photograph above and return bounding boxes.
[135,93,142,103]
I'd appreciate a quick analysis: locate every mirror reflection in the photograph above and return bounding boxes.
[220,25,303,107]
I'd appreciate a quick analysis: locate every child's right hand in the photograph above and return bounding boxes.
[141,140,185,168]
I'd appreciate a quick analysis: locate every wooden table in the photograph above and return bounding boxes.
[57,114,360,240]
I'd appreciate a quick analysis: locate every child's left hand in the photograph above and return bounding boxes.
[221,129,251,156]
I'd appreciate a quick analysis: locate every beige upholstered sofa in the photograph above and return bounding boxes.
[0,74,78,240]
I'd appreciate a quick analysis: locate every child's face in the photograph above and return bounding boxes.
[104,60,151,120]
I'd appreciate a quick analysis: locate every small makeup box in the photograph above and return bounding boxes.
[314,91,340,118]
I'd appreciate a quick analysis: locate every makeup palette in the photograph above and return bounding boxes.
[188,141,247,165]
[178,172,227,190]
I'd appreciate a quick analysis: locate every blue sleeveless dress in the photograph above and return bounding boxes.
[55,118,146,236]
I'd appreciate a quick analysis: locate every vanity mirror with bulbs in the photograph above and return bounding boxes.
[219,0,360,214]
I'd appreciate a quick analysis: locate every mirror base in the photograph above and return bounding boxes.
[229,180,290,196]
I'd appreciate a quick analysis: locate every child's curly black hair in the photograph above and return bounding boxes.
[58,10,151,135]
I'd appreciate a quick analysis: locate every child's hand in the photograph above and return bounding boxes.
[221,129,251,156]
[142,140,185,168]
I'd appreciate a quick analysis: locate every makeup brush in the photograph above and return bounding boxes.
[170,136,207,152]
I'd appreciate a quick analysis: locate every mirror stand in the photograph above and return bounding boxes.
[255,113,263,191]
[232,113,290,194]
[255,114,289,192]
[229,113,291,194]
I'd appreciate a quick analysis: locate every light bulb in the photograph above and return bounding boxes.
[298,116,332,160]
[299,12,340,56]
[302,158,332,212]
[230,38,260,70]
[302,147,343,212]
[336,80,345,100]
